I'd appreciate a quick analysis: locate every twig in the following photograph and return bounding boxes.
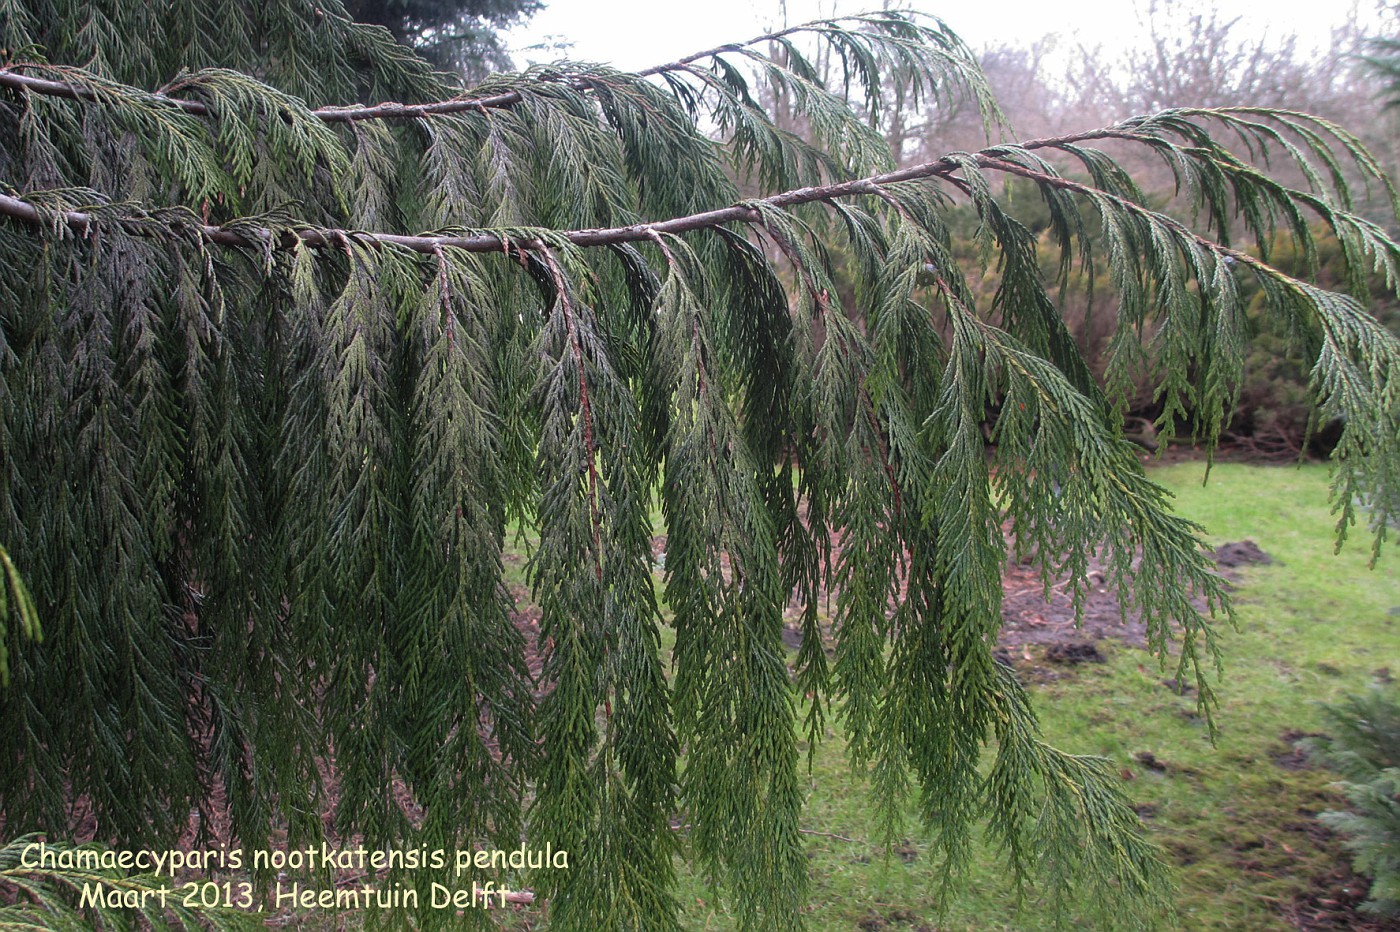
[0,14,928,125]
[798,828,863,843]
[0,157,954,253]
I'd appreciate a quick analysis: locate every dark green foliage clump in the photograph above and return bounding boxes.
[1308,687,1400,917]
[0,2,1398,930]
[1236,229,1400,457]
[342,0,543,79]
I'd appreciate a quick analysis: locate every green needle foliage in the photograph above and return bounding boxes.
[0,2,1397,930]
[1307,688,1400,917]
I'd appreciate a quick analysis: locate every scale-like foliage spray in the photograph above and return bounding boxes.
[0,2,1397,929]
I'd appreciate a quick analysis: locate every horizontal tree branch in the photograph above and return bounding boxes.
[970,151,1268,273]
[0,16,882,125]
[0,153,973,253]
[0,125,1312,278]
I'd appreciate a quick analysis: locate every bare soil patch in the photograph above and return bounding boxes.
[996,538,1272,658]
[769,533,1274,667]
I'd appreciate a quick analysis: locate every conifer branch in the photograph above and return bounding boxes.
[0,159,959,253]
[968,150,1358,288]
[0,111,1387,260]
[0,11,964,124]
[540,247,606,584]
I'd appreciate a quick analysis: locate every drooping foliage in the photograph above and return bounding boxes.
[0,2,1398,930]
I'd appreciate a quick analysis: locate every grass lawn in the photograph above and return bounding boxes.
[663,462,1398,931]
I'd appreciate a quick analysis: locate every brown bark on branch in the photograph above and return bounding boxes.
[0,128,1292,277]
[0,18,870,125]
[0,155,961,254]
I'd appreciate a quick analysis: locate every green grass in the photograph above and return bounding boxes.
[663,462,1397,931]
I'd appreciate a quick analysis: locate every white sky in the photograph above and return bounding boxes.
[504,0,1383,72]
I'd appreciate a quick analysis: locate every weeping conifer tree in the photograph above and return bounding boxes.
[0,1,1397,929]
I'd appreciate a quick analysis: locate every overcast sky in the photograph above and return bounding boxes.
[504,0,1383,72]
